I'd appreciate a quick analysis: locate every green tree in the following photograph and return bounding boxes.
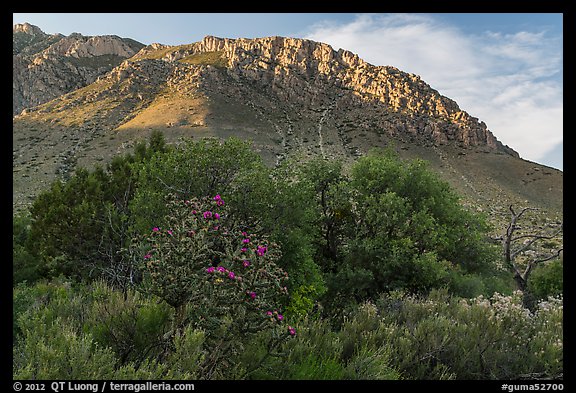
[24,132,167,285]
[321,149,499,307]
[13,213,41,284]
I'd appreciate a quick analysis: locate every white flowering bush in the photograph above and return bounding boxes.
[372,289,563,379]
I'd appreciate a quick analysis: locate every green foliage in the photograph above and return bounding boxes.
[13,279,203,379]
[374,289,563,379]
[307,149,501,311]
[13,315,119,380]
[13,213,41,283]
[130,137,264,233]
[82,280,172,365]
[24,132,167,284]
[528,259,563,300]
[350,149,498,273]
[289,354,347,379]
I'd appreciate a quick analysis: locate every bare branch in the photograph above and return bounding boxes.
[155,175,188,195]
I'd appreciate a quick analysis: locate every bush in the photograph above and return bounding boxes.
[132,193,295,378]
[24,133,165,285]
[13,315,118,380]
[313,149,500,310]
[528,259,563,300]
[82,280,173,365]
[373,289,563,379]
[13,213,41,284]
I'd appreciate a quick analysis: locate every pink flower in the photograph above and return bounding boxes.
[192,210,197,215]
[241,247,248,253]
[167,229,173,236]
[228,271,236,280]
[217,266,226,273]
[243,260,251,268]
[288,326,296,336]
[242,232,248,237]
[214,213,220,220]
[214,195,225,206]
[152,227,159,232]
[242,238,250,244]
[203,211,213,219]
[206,266,215,273]
[144,253,152,260]
[248,291,257,299]
[277,314,284,321]
[256,246,267,256]
[266,311,273,316]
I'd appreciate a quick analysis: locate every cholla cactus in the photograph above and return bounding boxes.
[134,193,294,378]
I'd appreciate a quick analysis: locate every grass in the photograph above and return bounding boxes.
[179,51,228,69]
[134,44,196,60]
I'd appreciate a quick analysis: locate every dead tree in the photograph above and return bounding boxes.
[496,205,562,308]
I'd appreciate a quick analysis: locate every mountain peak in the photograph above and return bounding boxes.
[13,24,145,115]
[13,22,45,36]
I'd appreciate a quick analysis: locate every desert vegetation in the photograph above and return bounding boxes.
[13,132,563,380]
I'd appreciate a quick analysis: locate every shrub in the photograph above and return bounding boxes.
[13,315,118,380]
[528,258,563,300]
[82,280,173,365]
[13,213,41,284]
[373,289,563,379]
[132,193,295,378]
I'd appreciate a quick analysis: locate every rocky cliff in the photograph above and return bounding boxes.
[13,23,145,115]
[128,36,517,157]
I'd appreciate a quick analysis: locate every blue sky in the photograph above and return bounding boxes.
[13,13,563,170]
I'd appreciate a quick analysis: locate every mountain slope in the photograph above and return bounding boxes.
[13,31,562,222]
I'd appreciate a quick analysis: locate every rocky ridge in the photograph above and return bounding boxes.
[129,36,517,157]
[13,23,145,115]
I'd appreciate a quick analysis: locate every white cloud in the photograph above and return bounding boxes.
[305,14,563,168]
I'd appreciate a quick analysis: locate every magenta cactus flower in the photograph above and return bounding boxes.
[213,194,225,206]
[152,227,160,232]
[206,266,215,273]
[256,246,267,256]
[144,253,152,260]
[203,211,213,219]
[242,238,250,244]
[228,271,236,280]
[214,212,220,220]
[248,291,257,299]
[243,260,251,268]
[288,326,296,336]
[277,314,284,321]
[217,266,226,273]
